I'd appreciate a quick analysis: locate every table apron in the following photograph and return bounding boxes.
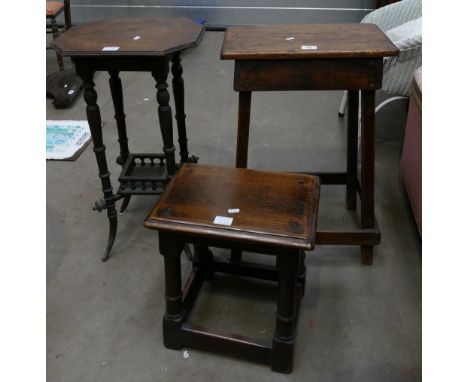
[73,55,171,72]
[234,58,383,91]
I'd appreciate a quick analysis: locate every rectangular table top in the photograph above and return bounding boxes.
[145,164,321,250]
[221,23,398,60]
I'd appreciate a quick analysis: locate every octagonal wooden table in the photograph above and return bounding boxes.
[54,17,205,261]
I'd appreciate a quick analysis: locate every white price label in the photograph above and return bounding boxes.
[102,46,120,51]
[213,216,233,226]
[301,45,318,50]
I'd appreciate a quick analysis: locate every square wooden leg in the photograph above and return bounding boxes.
[346,90,359,211]
[360,90,376,265]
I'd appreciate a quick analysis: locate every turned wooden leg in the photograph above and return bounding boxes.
[272,251,300,373]
[298,251,307,297]
[109,70,131,213]
[159,232,185,350]
[171,53,190,163]
[153,60,177,177]
[360,90,376,265]
[193,245,214,280]
[346,90,359,211]
[109,70,130,166]
[50,16,64,71]
[77,65,117,261]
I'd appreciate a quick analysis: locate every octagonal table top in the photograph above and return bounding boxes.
[54,17,205,57]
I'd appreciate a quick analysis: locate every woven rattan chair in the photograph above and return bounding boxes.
[338,0,422,117]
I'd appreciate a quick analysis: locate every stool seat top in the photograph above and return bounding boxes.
[145,164,321,250]
[221,24,398,60]
[53,17,205,57]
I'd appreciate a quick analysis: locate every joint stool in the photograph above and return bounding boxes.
[144,164,320,373]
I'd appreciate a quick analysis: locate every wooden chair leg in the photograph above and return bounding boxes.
[50,16,64,71]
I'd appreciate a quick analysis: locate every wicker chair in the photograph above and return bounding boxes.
[338,0,422,117]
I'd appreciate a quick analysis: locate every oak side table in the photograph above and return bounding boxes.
[54,18,205,261]
[221,24,398,264]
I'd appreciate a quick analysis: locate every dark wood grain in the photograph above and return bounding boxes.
[221,24,398,60]
[54,17,205,57]
[145,164,321,250]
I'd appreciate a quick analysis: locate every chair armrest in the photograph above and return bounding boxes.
[362,0,422,32]
[382,41,422,96]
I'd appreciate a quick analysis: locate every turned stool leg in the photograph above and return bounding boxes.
[159,232,185,350]
[194,245,214,280]
[272,251,300,373]
[298,251,307,297]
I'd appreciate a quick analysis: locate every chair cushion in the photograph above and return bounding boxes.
[46,1,65,17]
[386,17,422,43]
